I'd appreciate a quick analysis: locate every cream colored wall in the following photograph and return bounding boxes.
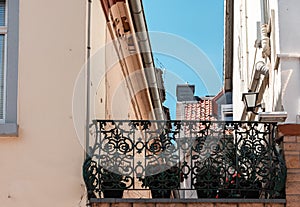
[106,64,138,120]
[90,0,107,120]
[0,0,87,206]
[96,1,155,121]
[103,29,151,120]
[91,21,139,120]
[0,0,159,204]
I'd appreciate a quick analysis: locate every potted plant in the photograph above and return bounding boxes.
[82,156,98,199]
[239,175,262,198]
[100,168,126,198]
[221,172,262,198]
[193,165,221,198]
[140,164,180,198]
[220,146,262,199]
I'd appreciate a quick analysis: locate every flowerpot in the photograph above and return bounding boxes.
[140,165,180,198]
[241,189,260,198]
[146,178,172,198]
[102,189,124,198]
[194,183,219,198]
[193,166,220,198]
[196,190,218,198]
[151,189,171,198]
[240,180,262,198]
[101,182,126,198]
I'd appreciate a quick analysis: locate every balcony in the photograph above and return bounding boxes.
[83,120,286,206]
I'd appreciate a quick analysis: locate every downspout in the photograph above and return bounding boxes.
[245,0,250,87]
[85,0,92,159]
[241,61,269,120]
[261,24,271,58]
[224,0,234,92]
[128,0,164,120]
[250,61,269,91]
[260,0,271,59]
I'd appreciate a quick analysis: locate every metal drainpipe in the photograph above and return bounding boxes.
[85,0,92,159]
[245,0,250,88]
[241,61,269,121]
[128,0,164,120]
[250,61,269,92]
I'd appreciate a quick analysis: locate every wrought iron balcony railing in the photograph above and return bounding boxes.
[83,120,286,200]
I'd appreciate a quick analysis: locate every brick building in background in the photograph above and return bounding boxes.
[176,84,216,121]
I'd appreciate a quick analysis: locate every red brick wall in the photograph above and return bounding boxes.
[279,124,300,207]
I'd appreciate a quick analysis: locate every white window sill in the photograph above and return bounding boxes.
[0,123,18,137]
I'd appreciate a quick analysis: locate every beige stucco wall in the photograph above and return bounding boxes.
[0,0,87,206]
[94,1,155,121]
[0,0,158,205]
[90,0,107,120]
[90,6,144,120]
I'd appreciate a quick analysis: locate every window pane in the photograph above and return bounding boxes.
[0,0,5,26]
[0,34,4,119]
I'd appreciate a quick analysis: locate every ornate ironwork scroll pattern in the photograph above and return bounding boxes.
[83,120,286,199]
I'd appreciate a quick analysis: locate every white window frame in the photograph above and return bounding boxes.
[221,104,233,121]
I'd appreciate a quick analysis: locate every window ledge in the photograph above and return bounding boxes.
[0,123,18,137]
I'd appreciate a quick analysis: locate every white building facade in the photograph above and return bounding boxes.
[225,0,300,123]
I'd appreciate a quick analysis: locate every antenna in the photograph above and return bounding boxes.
[155,57,166,70]
[155,57,167,80]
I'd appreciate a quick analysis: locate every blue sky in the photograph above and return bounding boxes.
[142,0,224,119]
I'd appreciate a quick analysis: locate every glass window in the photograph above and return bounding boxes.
[0,0,5,26]
[0,34,4,120]
[0,0,5,121]
[0,0,19,135]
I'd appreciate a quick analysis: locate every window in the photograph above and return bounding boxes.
[0,0,6,121]
[0,0,19,136]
